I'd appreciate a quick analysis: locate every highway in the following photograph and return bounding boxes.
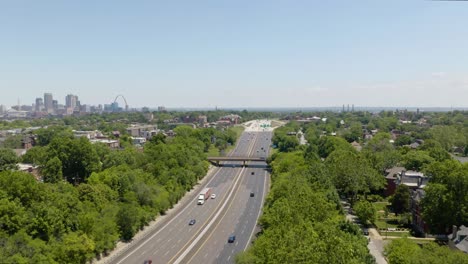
[110,120,272,264]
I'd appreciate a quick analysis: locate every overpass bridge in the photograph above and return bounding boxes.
[207,156,267,167]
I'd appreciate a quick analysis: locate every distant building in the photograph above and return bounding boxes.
[89,139,120,149]
[219,114,241,125]
[73,130,103,139]
[158,106,167,112]
[198,115,208,127]
[131,137,147,146]
[66,94,78,110]
[35,98,44,111]
[52,100,58,112]
[44,93,53,113]
[126,125,158,137]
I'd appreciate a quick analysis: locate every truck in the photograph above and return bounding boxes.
[197,188,211,205]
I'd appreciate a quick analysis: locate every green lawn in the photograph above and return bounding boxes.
[380,231,411,237]
[375,219,399,229]
[270,120,284,128]
[374,202,389,212]
[230,125,245,139]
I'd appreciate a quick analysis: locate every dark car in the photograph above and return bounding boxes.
[144,260,152,264]
[251,171,255,175]
[228,235,236,243]
[250,192,255,197]
[363,229,369,236]
[189,219,196,225]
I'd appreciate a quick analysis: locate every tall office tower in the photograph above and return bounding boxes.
[44,93,53,113]
[35,98,44,111]
[52,100,58,111]
[65,94,78,110]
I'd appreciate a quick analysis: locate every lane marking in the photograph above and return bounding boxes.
[114,133,252,263]
[244,169,268,251]
[174,133,261,263]
[172,166,247,264]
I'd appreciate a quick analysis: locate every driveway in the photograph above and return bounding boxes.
[341,200,388,264]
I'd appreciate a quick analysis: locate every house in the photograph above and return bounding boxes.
[448,225,468,253]
[17,163,41,181]
[126,125,158,137]
[411,189,428,236]
[351,141,362,152]
[89,139,120,149]
[385,167,406,196]
[219,114,241,125]
[73,130,102,139]
[397,170,427,190]
[131,137,147,146]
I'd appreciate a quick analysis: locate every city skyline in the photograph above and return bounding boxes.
[1,1,468,108]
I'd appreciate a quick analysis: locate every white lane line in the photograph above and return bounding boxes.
[204,253,208,258]
[114,166,223,264]
[173,167,247,264]
[177,238,182,244]
[141,250,147,256]
[228,255,231,261]
[164,251,169,256]
[244,169,268,251]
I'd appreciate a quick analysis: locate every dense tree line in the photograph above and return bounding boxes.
[384,238,468,264]
[237,128,374,263]
[0,124,240,263]
[421,160,468,234]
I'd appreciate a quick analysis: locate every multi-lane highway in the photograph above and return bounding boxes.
[109,120,272,264]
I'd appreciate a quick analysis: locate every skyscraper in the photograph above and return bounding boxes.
[65,94,78,110]
[44,93,53,113]
[35,98,44,111]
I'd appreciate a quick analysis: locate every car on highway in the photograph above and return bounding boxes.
[250,192,255,197]
[144,260,152,264]
[251,171,255,175]
[228,235,236,243]
[211,193,216,199]
[189,219,196,225]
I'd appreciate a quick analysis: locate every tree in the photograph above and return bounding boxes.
[391,184,410,216]
[402,150,434,171]
[53,232,95,264]
[354,200,377,226]
[42,157,63,183]
[0,148,19,172]
[395,135,412,146]
[326,150,384,201]
[21,146,48,165]
[317,136,355,158]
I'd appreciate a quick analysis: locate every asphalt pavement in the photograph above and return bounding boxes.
[106,121,272,264]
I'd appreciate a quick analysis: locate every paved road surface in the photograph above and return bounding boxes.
[110,120,272,264]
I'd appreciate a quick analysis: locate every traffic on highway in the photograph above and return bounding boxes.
[108,120,272,264]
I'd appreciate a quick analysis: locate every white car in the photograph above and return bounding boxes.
[211,194,216,199]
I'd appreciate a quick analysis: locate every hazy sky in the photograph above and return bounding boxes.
[1,1,468,108]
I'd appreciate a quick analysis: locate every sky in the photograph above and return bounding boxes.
[1,0,468,108]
